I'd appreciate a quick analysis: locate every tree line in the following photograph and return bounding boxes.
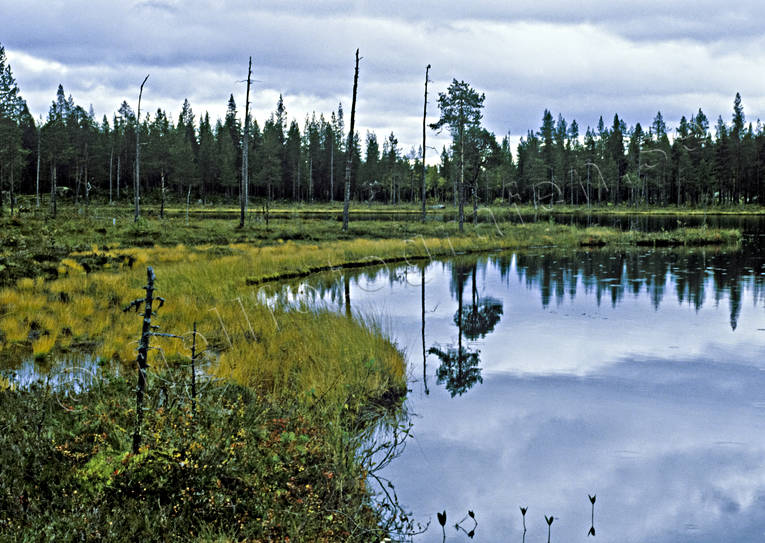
[2,43,765,217]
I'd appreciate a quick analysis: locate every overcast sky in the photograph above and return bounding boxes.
[3,1,765,157]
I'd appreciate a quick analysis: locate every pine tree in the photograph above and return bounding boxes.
[430,79,485,232]
[171,100,200,200]
[539,109,555,199]
[197,112,217,200]
[41,84,73,216]
[0,44,27,214]
[715,116,731,204]
[361,131,380,201]
[731,93,745,202]
[215,118,238,199]
[284,120,301,201]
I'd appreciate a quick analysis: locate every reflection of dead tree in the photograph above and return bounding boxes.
[421,64,431,223]
[356,412,428,539]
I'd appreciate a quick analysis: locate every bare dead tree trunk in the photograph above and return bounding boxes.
[160,169,166,219]
[109,146,113,205]
[135,74,149,223]
[0,166,4,217]
[296,154,300,201]
[10,168,14,216]
[50,164,57,218]
[472,177,478,226]
[422,64,430,222]
[84,143,90,207]
[116,154,120,200]
[123,266,165,455]
[240,57,252,228]
[459,123,464,232]
[330,142,334,202]
[35,121,41,209]
[74,164,81,205]
[342,48,360,232]
[0,165,4,216]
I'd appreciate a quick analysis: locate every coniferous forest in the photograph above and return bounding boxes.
[2,42,765,212]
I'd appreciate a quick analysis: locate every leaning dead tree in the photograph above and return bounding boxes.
[240,57,252,228]
[342,49,360,232]
[124,266,165,454]
[421,64,430,222]
[135,74,149,223]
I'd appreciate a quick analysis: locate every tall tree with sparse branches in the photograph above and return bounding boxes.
[430,79,484,232]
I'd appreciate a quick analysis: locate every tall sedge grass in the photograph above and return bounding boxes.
[0,239,414,406]
[0,222,739,404]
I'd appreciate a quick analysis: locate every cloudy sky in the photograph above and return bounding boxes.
[3,1,765,157]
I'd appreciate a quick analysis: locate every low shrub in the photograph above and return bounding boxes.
[0,370,407,542]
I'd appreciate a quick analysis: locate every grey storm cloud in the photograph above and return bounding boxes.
[2,0,765,154]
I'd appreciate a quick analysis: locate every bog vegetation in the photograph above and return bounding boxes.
[0,209,744,540]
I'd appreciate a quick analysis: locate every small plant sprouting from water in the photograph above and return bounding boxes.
[437,510,447,542]
[545,514,554,543]
[588,493,596,536]
[520,506,528,540]
[454,509,478,538]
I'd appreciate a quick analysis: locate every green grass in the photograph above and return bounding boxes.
[0,207,743,285]
[0,203,745,540]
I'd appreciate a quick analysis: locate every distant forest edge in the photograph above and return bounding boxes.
[1,44,764,213]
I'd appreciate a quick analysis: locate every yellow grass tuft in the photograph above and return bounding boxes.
[1,316,28,344]
[59,258,86,275]
[32,333,57,359]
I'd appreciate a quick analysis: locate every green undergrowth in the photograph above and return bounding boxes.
[0,204,745,540]
[0,209,742,288]
[0,370,410,542]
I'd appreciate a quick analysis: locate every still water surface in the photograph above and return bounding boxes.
[294,236,765,542]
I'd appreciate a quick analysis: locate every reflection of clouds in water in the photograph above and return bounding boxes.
[6,356,108,391]
[294,248,765,540]
[388,359,765,541]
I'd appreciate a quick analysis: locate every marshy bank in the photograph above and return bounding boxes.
[0,210,745,540]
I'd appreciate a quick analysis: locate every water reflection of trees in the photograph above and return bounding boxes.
[274,243,762,342]
[497,247,765,331]
[461,265,503,340]
[429,262,505,397]
[429,345,482,397]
